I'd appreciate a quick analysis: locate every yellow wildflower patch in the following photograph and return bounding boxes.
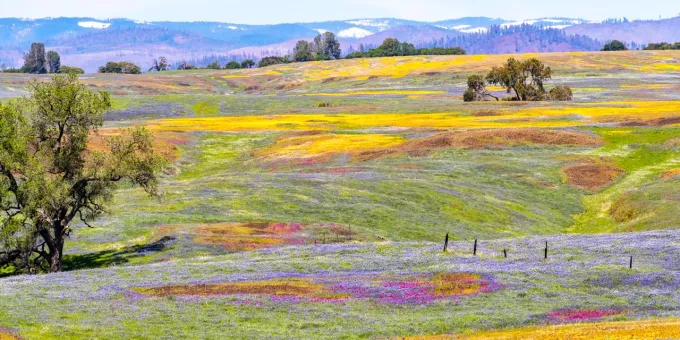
[297,90,446,96]
[407,318,680,340]
[257,133,405,159]
[146,101,680,133]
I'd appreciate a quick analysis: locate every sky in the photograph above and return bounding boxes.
[0,0,678,24]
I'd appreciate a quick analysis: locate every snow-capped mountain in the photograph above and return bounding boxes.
[1,15,678,72]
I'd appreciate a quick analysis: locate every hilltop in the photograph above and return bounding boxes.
[1,16,679,71]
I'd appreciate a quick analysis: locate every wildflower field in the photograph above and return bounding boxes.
[2,50,680,339]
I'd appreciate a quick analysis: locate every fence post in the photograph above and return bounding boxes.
[544,241,548,260]
[473,239,478,256]
[443,233,449,253]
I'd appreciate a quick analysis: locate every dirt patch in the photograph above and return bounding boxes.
[353,149,401,162]
[563,164,624,191]
[350,129,602,163]
[136,279,324,297]
[404,129,603,149]
[619,117,680,127]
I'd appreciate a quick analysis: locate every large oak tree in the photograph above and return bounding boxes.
[0,74,167,273]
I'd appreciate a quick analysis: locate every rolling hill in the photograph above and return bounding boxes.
[0,16,679,72]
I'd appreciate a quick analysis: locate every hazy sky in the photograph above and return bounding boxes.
[1,0,678,24]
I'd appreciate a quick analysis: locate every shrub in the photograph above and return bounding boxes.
[59,66,85,74]
[463,89,476,102]
[549,86,573,101]
[225,61,242,69]
[206,61,221,70]
[258,56,289,68]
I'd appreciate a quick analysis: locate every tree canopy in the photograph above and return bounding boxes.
[148,57,169,72]
[486,58,552,101]
[644,42,680,50]
[293,40,314,62]
[59,66,85,75]
[345,38,466,59]
[206,61,221,70]
[98,61,141,74]
[602,40,628,51]
[46,51,61,74]
[313,32,341,60]
[22,43,47,74]
[258,56,290,68]
[0,74,167,273]
[241,60,255,69]
[224,61,242,69]
[464,58,568,102]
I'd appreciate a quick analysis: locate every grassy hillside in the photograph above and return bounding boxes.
[2,50,680,338]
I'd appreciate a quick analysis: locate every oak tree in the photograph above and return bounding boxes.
[0,74,167,273]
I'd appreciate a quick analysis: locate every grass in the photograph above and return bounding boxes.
[3,50,680,338]
[3,231,680,339]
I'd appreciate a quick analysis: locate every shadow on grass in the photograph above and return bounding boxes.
[63,236,176,271]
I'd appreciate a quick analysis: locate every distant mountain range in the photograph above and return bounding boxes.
[0,16,678,72]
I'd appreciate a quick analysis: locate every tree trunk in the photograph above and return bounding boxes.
[47,222,65,273]
[49,241,63,273]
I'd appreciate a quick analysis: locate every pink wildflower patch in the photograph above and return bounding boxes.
[548,308,627,322]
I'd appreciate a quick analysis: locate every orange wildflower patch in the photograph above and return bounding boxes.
[135,279,325,297]
[563,164,624,191]
[134,271,497,304]
[88,128,189,161]
[431,273,486,297]
[661,168,680,179]
[152,222,354,252]
[0,329,20,340]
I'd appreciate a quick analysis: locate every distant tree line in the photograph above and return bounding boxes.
[602,17,631,24]
[345,38,466,59]
[464,58,572,102]
[176,53,259,69]
[411,25,603,55]
[644,42,680,50]
[255,32,342,68]
[3,42,82,74]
